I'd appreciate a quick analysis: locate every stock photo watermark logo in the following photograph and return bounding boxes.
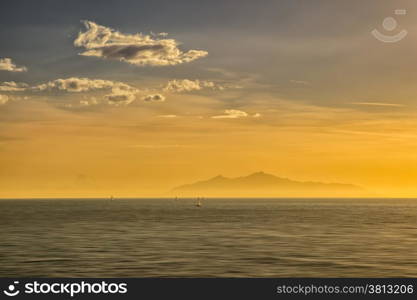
[3,281,20,297]
[2,281,128,297]
[372,9,408,43]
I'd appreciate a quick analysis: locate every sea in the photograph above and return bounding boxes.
[0,198,416,277]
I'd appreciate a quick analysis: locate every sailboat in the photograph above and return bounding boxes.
[196,197,202,207]
[110,195,114,201]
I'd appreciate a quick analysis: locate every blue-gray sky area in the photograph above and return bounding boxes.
[1,0,416,104]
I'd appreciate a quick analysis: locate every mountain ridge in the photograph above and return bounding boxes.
[172,171,365,197]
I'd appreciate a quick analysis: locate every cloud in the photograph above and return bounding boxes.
[0,58,27,72]
[158,114,177,118]
[253,113,262,118]
[350,102,405,107]
[212,109,249,119]
[0,94,9,105]
[106,92,136,106]
[33,77,137,93]
[2,77,139,96]
[142,94,165,102]
[0,81,29,92]
[163,79,221,93]
[32,77,140,106]
[74,21,208,66]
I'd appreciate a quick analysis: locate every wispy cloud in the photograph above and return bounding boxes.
[350,102,405,107]
[331,129,417,140]
[74,21,208,67]
[212,109,249,119]
[0,58,27,72]
[206,68,238,78]
[158,114,178,118]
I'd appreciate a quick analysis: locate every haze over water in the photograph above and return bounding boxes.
[1,198,416,277]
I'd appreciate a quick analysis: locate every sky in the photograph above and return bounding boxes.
[1,0,417,197]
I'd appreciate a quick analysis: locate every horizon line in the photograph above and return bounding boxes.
[1,196,417,200]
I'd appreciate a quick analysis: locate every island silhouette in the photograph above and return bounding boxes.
[172,171,365,197]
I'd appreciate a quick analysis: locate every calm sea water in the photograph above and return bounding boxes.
[0,198,416,277]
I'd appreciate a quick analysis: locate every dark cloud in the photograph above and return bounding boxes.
[99,44,165,60]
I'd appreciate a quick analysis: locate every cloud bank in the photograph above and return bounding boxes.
[0,58,27,72]
[0,76,234,108]
[32,77,137,93]
[1,77,143,106]
[74,21,208,67]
